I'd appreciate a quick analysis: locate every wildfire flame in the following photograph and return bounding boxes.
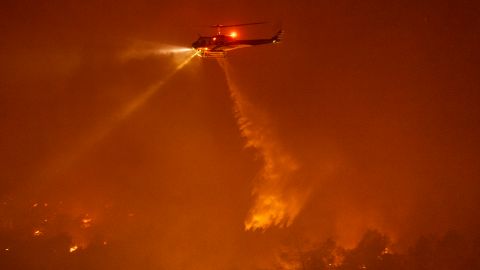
[81,216,93,228]
[69,245,78,253]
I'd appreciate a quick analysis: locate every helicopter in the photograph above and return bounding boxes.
[192,22,283,58]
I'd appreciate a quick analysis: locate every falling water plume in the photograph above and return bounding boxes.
[217,59,307,231]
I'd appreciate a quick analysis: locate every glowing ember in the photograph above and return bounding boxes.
[81,216,93,228]
[33,229,43,236]
[69,245,78,253]
[33,202,48,207]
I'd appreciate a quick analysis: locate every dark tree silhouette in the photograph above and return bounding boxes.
[338,230,390,270]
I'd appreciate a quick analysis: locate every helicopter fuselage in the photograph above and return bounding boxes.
[192,31,282,58]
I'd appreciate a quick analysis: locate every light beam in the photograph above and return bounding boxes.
[39,52,197,180]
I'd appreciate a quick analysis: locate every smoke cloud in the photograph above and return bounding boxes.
[218,59,309,230]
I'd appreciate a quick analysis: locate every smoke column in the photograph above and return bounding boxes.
[218,59,308,231]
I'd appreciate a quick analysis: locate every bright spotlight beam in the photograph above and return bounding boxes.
[120,43,194,61]
[38,52,197,180]
[119,52,196,119]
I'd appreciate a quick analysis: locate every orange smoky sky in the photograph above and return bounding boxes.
[1,0,480,269]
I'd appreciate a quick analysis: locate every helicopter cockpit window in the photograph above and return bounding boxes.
[196,38,206,47]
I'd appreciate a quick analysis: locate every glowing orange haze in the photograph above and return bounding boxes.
[1,1,480,269]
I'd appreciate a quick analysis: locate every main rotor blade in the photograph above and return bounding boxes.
[210,22,267,28]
